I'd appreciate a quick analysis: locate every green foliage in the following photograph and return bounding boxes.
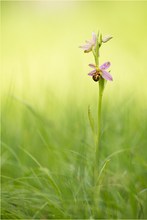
[1,94,147,219]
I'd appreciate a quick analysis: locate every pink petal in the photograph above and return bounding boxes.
[100,62,111,70]
[79,44,91,50]
[88,69,96,76]
[79,43,93,53]
[85,40,92,44]
[102,70,113,81]
[92,32,97,44]
[89,64,96,69]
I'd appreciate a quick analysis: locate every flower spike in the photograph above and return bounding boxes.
[79,31,113,82]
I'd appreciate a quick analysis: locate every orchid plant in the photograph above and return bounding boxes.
[80,32,113,181]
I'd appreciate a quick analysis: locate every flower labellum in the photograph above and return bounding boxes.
[79,32,97,53]
[88,62,113,82]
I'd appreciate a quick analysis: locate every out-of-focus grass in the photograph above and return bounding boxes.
[1,1,147,219]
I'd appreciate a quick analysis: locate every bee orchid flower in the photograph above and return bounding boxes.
[88,62,113,81]
[79,32,97,53]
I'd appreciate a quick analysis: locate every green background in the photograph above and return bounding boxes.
[1,1,147,219]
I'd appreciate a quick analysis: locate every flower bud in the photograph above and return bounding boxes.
[102,35,113,43]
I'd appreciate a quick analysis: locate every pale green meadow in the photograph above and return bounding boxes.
[1,1,147,219]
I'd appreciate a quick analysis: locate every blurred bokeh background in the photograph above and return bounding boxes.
[2,0,147,176]
[2,1,147,106]
[1,1,147,218]
[2,0,147,182]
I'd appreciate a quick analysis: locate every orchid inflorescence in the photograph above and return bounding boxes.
[80,32,113,82]
[79,31,113,176]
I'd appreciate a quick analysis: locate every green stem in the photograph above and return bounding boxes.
[93,78,105,189]
[93,80,104,210]
[96,78,104,167]
[92,43,99,67]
